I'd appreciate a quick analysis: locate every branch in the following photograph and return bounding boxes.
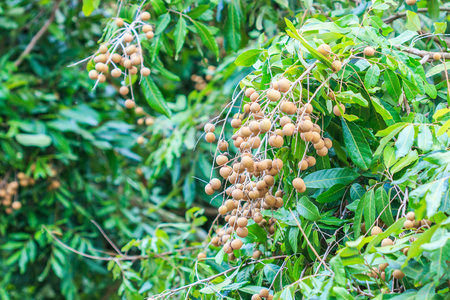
[383,7,450,24]
[395,46,450,59]
[14,0,63,67]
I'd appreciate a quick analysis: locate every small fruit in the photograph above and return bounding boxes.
[111,68,121,78]
[404,220,414,229]
[259,119,271,133]
[197,252,206,260]
[316,147,328,157]
[216,155,228,166]
[267,89,281,102]
[141,68,151,76]
[250,93,259,102]
[210,178,221,190]
[299,160,308,170]
[433,53,441,60]
[137,136,145,145]
[236,227,248,238]
[245,88,256,98]
[259,288,269,298]
[293,178,305,191]
[218,205,228,215]
[237,217,248,228]
[252,250,262,259]
[331,60,342,72]
[323,138,333,149]
[142,25,153,33]
[145,117,154,126]
[278,78,291,93]
[371,226,383,236]
[204,123,215,133]
[406,211,415,221]
[251,295,262,300]
[393,269,405,279]
[119,86,129,95]
[125,99,135,109]
[11,201,21,210]
[115,18,124,27]
[146,31,155,39]
[205,132,216,143]
[333,103,345,116]
[364,46,375,56]
[218,140,228,151]
[89,70,98,80]
[231,239,243,250]
[205,184,214,195]
[318,44,331,56]
[379,263,388,271]
[140,11,151,21]
[123,33,134,43]
[405,0,416,5]
[381,238,394,247]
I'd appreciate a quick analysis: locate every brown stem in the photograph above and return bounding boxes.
[14,0,63,67]
[383,7,450,24]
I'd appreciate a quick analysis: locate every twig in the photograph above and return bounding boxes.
[288,208,334,274]
[14,0,63,67]
[91,220,123,255]
[396,46,450,59]
[383,7,450,24]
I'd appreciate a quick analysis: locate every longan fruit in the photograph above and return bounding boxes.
[216,155,229,166]
[323,138,333,149]
[364,46,375,56]
[145,117,154,126]
[433,53,441,60]
[381,238,394,247]
[406,211,415,221]
[259,119,271,133]
[236,227,248,238]
[371,226,383,236]
[115,18,124,27]
[210,178,221,190]
[305,156,316,167]
[328,91,336,100]
[267,89,281,102]
[331,60,342,72]
[146,31,155,39]
[405,0,416,5]
[280,116,292,127]
[278,78,291,93]
[420,219,432,227]
[381,272,386,281]
[95,62,107,73]
[250,93,259,102]
[280,101,291,113]
[265,195,276,207]
[129,66,138,75]
[223,242,233,253]
[300,120,313,132]
[314,139,325,150]
[125,99,135,109]
[311,131,321,143]
[140,11,151,21]
[245,88,256,98]
[250,102,261,113]
[316,147,328,156]
[271,159,282,171]
[197,252,206,260]
[237,217,248,227]
[333,103,345,116]
[143,24,153,33]
[141,67,151,77]
[119,86,129,95]
[89,70,98,80]
[205,132,216,143]
[318,44,331,56]
[253,213,263,223]
[269,135,284,148]
[393,269,405,279]
[204,123,215,133]
[293,178,305,191]
[123,33,134,43]
[402,247,409,255]
[282,123,296,136]
[231,118,242,128]
[404,220,414,229]
[304,103,313,114]
[252,250,262,259]
[274,197,284,208]
[5,208,12,214]
[301,132,313,142]
[243,104,251,113]
[123,59,132,69]
[232,189,243,200]
[267,296,274,300]
[218,140,228,151]
[231,239,243,250]
[205,184,214,195]
[379,263,388,271]
[264,175,275,186]
[251,294,262,300]
[11,201,22,210]
[259,288,269,298]
[218,205,228,215]
[299,160,308,170]
[111,68,121,78]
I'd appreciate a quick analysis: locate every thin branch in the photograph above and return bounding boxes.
[396,46,450,59]
[91,220,123,256]
[383,7,450,24]
[14,0,63,67]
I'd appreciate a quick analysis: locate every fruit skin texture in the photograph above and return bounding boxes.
[333,104,345,116]
[364,46,375,56]
[278,78,291,92]
[405,0,416,5]
[197,252,206,260]
[393,269,405,279]
[331,60,342,72]
[318,44,331,56]
[267,89,281,102]
[433,53,441,60]
[371,226,382,236]
[406,211,415,221]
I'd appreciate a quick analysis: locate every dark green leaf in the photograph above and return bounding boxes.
[342,119,372,170]
[141,76,172,117]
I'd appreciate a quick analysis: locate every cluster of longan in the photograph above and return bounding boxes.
[202,77,336,260]
[191,66,216,91]
[251,288,273,300]
[366,212,432,282]
[88,11,154,109]
[134,106,155,145]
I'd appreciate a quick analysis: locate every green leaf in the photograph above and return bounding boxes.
[427,0,440,20]
[82,0,100,16]
[417,124,433,152]
[405,225,439,266]
[330,256,346,286]
[187,5,210,19]
[154,13,171,35]
[235,49,263,67]
[192,21,219,58]
[296,196,321,221]
[405,11,421,31]
[437,119,450,136]
[342,119,372,170]
[375,187,394,226]
[426,62,450,77]
[395,124,415,158]
[173,17,187,57]
[150,0,167,15]
[316,184,347,203]
[336,91,368,107]
[15,134,52,147]
[384,69,402,102]
[141,76,172,117]
[364,64,380,88]
[391,150,418,174]
[226,0,241,52]
[363,189,375,230]
[303,168,359,189]
[425,178,449,217]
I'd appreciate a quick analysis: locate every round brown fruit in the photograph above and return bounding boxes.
[142,25,153,33]
[218,140,228,151]
[216,155,228,166]
[299,160,308,170]
[236,227,248,238]
[197,252,206,260]
[318,44,331,56]
[393,269,405,279]
[316,147,328,157]
[245,88,256,98]
[379,263,388,271]
[251,294,262,300]
[204,123,215,133]
[259,288,269,298]
[11,201,22,210]
[381,238,394,247]
[89,70,98,80]
[405,0,416,5]
[146,31,155,39]
[205,184,214,195]
[115,18,124,27]
[141,68,151,77]
[140,11,151,21]
[218,205,228,215]
[237,217,248,228]
[259,119,271,133]
[252,250,262,259]
[404,220,414,229]
[123,33,134,43]
[331,60,342,72]
[433,53,441,61]
[333,103,345,116]
[119,86,129,95]
[231,239,243,250]
[293,178,305,191]
[364,46,375,56]
[210,178,221,190]
[205,132,216,143]
[125,99,135,109]
[371,226,383,236]
[406,211,415,221]
[267,89,281,102]
[324,138,333,149]
[278,78,291,93]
